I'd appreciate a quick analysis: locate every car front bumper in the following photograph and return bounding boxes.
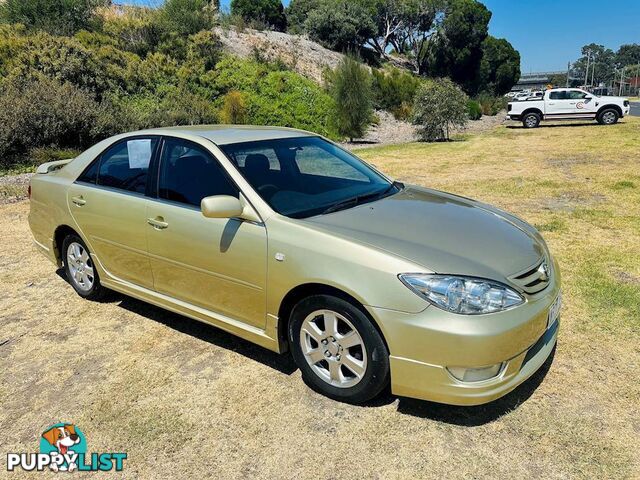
[368,258,561,406]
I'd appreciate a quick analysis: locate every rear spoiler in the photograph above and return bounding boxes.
[35,158,74,174]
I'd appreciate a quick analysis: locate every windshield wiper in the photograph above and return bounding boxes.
[321,181,403,215]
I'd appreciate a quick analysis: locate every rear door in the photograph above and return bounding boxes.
[67,136,160,289]
[545,90,574,117]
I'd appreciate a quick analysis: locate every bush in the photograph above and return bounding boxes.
[371,67,421,120]
[467,100,482,120]
[476,93,507,116]
[411,78,468,142]
[0,0,106,35]
[220,90,248,124]
[156,0,216,37]
[326,56,372,141]
[0,77,113,164]
[231,0,287,31]
[100,5,162,57]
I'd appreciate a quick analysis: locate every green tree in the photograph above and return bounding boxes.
[286,0,321,34]
[573,43,615,86]
[0,0,107,36]
[328,56,372,141]
[305,1,376,52]
[478,36,520,95]
[371,66,421,119]
[411,77,467,141]
[221,90,248,124]
[616,43,640,68]
[428,0,490,93]
[231,0,287,31]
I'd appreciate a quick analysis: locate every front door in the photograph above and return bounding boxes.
[146,137,268,329]
[567,89,598,118]
[67,137,159,289]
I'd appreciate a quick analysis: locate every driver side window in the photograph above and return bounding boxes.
[97,138,158,194]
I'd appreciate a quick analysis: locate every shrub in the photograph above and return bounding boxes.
[327,55,372,141]
[5,32,132,98]
[100,5,162,57]
[0,77,113,165]
[467,100,482,120]
[411,78,468,142]
[231,0,287,31]
[0,0,106,36]
[371,67,421,120]
[476,93,507,116]
[220,90,248,124]
[157,0,217,37]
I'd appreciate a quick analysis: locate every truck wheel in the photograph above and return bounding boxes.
[522,112,541,128]
[597,108,619,125]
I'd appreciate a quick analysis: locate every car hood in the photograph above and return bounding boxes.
[303,185,545,281]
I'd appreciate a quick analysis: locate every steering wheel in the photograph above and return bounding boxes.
[258,184,279,198]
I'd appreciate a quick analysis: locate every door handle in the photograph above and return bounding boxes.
[147,217,169,230]
[71,195,86,206]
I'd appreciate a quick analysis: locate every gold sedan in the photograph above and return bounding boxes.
[29,126,560,405]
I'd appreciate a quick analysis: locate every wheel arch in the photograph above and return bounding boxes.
[53,224,82,267]
[276,283,389,354]
[597,104,622,117]
[521,108,543,118]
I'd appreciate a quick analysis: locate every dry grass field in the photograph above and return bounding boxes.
[1,118,639,479]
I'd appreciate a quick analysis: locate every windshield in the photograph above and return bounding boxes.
[220,136,399,219]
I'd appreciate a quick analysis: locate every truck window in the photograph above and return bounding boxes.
[549,91,567,100]
[567,91,588,100]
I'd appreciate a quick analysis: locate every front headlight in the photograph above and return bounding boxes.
[398,274,524,314]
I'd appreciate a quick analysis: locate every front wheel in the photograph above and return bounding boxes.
[62,234,106,300]
[597,108,619,125]
[288,295,390,404]
[522,112,541,128]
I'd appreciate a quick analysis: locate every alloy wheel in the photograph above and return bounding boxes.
[299,309,367,388]
[602,111,616,124]
[67,242,94,292]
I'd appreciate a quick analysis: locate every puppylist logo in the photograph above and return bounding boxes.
[7,423,126,473]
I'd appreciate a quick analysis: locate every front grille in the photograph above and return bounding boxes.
[509,258,551,294]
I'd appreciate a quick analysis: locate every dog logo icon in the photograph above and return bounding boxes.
[40,423,85,472]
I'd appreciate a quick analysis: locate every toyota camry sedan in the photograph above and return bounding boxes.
[29,126,560,405]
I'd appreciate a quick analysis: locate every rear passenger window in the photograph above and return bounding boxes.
[97,138,158,194]
[549,91,567,100]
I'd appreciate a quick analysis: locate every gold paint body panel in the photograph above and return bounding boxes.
[28,126,559,405]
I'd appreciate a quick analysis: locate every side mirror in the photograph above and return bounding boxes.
[201,194,261,223]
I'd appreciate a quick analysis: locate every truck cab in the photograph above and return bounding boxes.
[507,88,631,128]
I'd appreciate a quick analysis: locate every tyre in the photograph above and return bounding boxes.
[288,294,390,404]
[522,112,541,128]
[597,108,619,125]
[62,234,106,300]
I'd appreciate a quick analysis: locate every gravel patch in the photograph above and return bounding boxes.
[0,173,33,204]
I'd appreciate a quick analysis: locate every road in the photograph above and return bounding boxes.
[630,101,640,117]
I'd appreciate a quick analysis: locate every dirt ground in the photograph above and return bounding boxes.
[1,119,639,479]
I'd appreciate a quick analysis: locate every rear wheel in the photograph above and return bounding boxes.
[288,295,390,404]
[62,234,106,300]
[522,112,541,128]
[597,108,619,125]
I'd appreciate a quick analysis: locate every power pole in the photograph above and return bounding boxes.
[566,61,571,87]
[584,51,591,88]
[590,61,596,88]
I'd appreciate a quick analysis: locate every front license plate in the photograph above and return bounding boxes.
[548,292,561,329]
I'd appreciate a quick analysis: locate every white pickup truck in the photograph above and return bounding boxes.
[507,88,631,128]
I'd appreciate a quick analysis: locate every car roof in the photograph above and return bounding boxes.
[129,125,317,146]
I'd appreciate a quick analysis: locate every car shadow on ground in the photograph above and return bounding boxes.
[58,269,554,422]
[395,347,556,426]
